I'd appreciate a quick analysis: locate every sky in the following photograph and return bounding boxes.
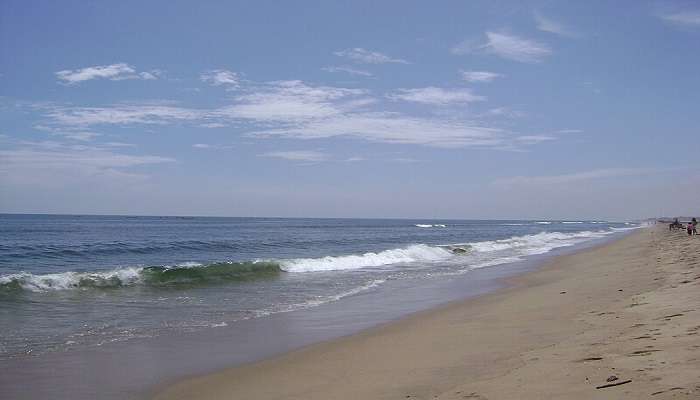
[1,0,699,220]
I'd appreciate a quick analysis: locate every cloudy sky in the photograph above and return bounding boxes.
[1,0,698,219]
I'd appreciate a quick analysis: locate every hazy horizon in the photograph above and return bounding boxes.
[0,212,654,222]
[2,1,699,220]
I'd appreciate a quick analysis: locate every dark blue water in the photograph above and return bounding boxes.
[0,214,637,359]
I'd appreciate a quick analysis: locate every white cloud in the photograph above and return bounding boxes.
[492,167,662,186]
[322,66,373,77]
[200,122,226,128]
[44,103,205,127]
[217,80,367,122]
[261,150,330,162]
[334,48,408,64]
[453,32,551,63]
[55,63,160,84]
[557,129,583,134]
[103,142,135,147]
[460,70,503,83]
[659,10,700,26]
[250,112,505,148]
[534,12,579,37]
[515,135,556,145]
[139,70,164,80]
[483,107,526,118]
[200,69,240,88]
[192,143,233,150]
[55,131,101,141]
[39,80,546,150]
[387,87,485,105]
[484,32,551,63]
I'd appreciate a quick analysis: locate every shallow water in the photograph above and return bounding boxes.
[0,214,637,360]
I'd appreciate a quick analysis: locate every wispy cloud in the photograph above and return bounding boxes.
[42,102,205,127]
[659,10,700,27]
[0,141,174,184]
[492,167,663,186]
[322,66,373,77]
[387,87,485,105]
[452,32,551,63]
[483,107,526,118]
[460,70,503,83]
[334,48,409,64]
[250,112,506,148]
[37,79,549,150]
[557,129,583,134]
[200,122,226,128]
[534,11,580,37]
[192,143,233,150]
[261,150,330,162]
[55,63,161,84]
[33,124,101,141]
[200,69,240,88]
[514,135,556,145]
[218,80,367,122]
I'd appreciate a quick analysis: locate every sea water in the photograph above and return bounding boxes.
[0,214,638,360]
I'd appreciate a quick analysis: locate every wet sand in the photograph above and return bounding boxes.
[153,226,700,399]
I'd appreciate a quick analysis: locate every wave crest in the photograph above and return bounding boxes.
[0,262,282,293]
[279,244,453,273]
[1,226,638,294]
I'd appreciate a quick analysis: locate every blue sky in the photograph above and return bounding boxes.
[1,0,699,219]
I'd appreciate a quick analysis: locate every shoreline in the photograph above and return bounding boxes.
[153,225,700,399]
[0,227,633,400]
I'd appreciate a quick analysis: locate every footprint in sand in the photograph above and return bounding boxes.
[461,393,487,399]
[629,349,662,356]
[576,356,604,362]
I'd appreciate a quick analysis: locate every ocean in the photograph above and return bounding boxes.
[0,214,638,363]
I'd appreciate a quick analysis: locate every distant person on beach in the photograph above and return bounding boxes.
[688,220,696,236]
[670,218,681,231]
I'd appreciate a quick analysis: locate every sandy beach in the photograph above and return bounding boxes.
[153,225,700,399]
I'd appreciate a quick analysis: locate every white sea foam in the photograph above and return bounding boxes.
[610,225,640,232]
[471,256,523,269]
[176,262,203,268]
[467,230,612,257]
[415,224,446,228]
[0,267,143,292]
[561,221,584,224]
[280,244,453,273]
[252,279,387,318]
[535,221,552,224]
[2,227,633,292]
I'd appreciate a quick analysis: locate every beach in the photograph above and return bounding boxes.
[153,225,700,399]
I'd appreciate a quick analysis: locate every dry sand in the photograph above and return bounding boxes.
[153,226,700,399]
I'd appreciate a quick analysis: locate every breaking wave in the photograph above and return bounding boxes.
[0,261,282,292]
[1,226,638,293]
[279,244,454,273]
